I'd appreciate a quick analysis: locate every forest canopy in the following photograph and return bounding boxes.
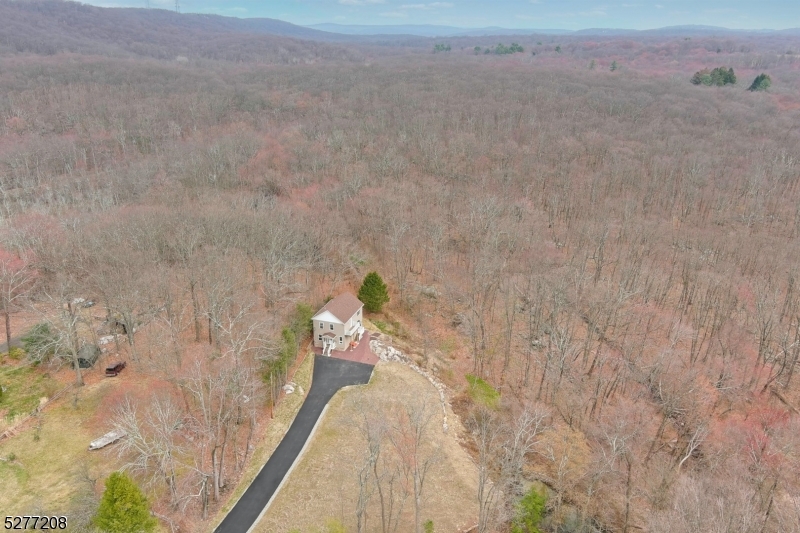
[1,3,800,532]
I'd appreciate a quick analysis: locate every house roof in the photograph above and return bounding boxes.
[322,332,336,338]
[313,292,363,323]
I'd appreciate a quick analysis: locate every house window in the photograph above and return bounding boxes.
[318,334,322,341]
[330,324,334,330]
[339,337,343,344]
[319,322,323,329]
[357,309,361,316]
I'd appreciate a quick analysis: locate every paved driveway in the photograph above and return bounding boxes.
[214,355,375,533]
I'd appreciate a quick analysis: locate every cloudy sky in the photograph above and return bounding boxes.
[84,1,800,30]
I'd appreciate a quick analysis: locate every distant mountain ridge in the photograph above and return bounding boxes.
[0,0,798,62]
[309,22,799,38]
[308,23,572,37]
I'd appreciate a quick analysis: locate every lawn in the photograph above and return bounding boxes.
[0,377,121,517]
[0,361,61,433]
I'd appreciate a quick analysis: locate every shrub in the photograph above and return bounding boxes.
[21,323,57,362]
[6,347,24,360]
[290,303,314,343]
[748,73,772,91]
[511,486,547,533]
[372,319,390,334]
[424,519,435,533]
[93,471,157,533]
[466,374,500,409]
[281,327,297,363]
[358,272,390,313]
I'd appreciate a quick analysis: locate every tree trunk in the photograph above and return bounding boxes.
[72,351,84,386]
[190,280,201,343]
[374,458,388,533]
[218,438,227,492]
[125,318,138,361]
[212,446,220,501]
[4,308,11,348]
[623,457,632,533]
[760,479,778,533]
[201,475,209,520]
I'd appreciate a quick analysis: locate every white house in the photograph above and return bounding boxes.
[312,293,365,355]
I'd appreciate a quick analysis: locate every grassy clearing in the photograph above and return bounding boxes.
[368,316,406,339]
[0,361,61,431]
[209,351,315,530]
[0,378,121,516]
[466,373,500,409]
[256,361,479,533]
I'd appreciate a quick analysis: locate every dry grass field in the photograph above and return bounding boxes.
[257,361,479,533]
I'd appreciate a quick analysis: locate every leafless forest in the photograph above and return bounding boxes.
[2,1,800,532]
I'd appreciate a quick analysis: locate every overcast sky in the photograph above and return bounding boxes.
[84,1,800,30]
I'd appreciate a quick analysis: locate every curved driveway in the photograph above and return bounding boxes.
[214,355,375,533]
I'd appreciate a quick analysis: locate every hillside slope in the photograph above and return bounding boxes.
[0,0,364,62]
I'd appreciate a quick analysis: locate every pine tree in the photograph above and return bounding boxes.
[94,472,157,533]
[748,73,772,91]
[358,272,390,313]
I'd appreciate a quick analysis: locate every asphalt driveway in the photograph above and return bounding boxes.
[214,355,375,533]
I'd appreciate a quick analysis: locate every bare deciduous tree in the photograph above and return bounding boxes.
[0,252,35,346]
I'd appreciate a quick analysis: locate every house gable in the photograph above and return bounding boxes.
[313,309,343,325]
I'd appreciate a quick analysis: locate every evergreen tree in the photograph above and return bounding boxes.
[94,472,157,533]
[748,73,772,91]
[511,486,547,533]
[691,69,708,85]
[358,272,390,313]
[610,60,618,71]
[691,67,736,86]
